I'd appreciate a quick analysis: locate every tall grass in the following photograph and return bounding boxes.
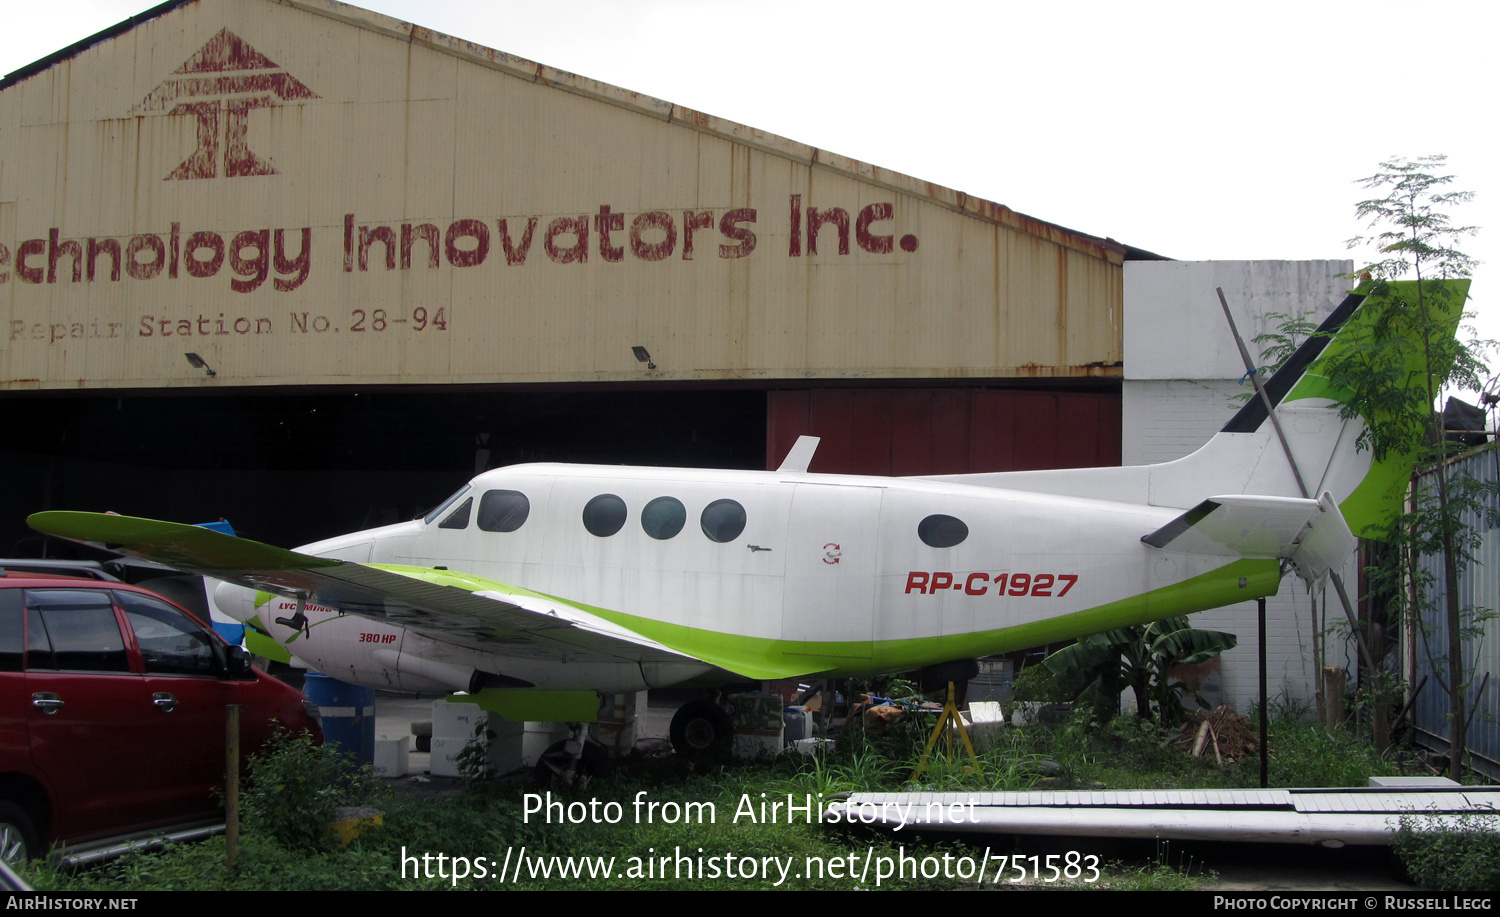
[19,704,1419,891]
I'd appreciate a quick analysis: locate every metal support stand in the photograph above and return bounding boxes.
[912,681,981,780]
[1258,598,1269,788]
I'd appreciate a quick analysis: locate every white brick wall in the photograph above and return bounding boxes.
[1121,261,1360,714]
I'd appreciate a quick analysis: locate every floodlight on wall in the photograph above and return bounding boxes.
[184,353,217,378]
[631,346,656,370]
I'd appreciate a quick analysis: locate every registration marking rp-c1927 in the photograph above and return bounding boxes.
[904,572,1078,597]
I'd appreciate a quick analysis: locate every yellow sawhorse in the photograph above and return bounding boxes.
[912,681,982,780]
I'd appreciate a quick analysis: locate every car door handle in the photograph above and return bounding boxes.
[31,693,64,715]
[152,692,179,713]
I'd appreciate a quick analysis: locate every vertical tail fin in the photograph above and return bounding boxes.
[914,278,1468,546]
[1161,279,1469,537]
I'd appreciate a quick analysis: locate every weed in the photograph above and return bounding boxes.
[1394,810,1500,890]
[241,728,385,852]
[454,721,497,782]
[1266,721,1397,787]
[1098,839,1216,890]
[1100,860,1211,891]
[1010,661,1069,704]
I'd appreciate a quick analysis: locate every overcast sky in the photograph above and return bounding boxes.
[5,1,1497,389]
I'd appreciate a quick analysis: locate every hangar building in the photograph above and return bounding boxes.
[0,0,1136,549]
[0,0,1353,711]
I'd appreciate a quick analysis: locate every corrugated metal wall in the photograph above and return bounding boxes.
[767,388,1121,476]
[1411,445,1500,775]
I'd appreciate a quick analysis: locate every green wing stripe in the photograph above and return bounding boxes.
[26,511,338,573]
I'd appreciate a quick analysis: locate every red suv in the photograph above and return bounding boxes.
[0,569,321,863]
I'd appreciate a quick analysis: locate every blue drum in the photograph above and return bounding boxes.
[303,673,375,767]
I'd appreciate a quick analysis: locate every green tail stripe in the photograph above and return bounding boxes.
[580,559,1281,679]
[1284,279,1469,537]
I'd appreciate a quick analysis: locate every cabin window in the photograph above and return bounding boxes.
[700,499,747,543]
[918,514,968,548]
[583,494,628,537]
[641,497,687,540]
[423,485,471,524]
[478,490,530,532]
[439,497,472,530]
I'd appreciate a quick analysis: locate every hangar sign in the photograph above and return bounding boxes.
[0,0,1122,390]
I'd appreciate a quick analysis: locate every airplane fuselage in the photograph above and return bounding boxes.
[223,462,1281,694]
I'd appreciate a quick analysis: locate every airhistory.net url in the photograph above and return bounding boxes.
[399,845,1102,887]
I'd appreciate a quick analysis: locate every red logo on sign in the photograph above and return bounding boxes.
[133,29,318,181]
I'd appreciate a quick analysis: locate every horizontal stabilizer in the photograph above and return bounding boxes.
[1288,492,1356,584]
[1141,493,1355,579]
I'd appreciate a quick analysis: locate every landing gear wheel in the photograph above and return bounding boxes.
[669,700,733,759]
[533,739,613,788]
[0,803,38,866]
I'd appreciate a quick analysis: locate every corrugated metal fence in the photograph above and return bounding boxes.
[1411,444,1500,776]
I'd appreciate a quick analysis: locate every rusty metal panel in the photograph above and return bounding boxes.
[766,387,1122,476]
[0,0,1124,393]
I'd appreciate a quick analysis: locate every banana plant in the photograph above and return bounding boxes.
[1043,617,1238,725]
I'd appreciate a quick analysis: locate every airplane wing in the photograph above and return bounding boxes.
[1140,491,1356,582]
[26,510,701,670]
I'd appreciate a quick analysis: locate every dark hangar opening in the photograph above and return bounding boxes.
[1,387,767,555]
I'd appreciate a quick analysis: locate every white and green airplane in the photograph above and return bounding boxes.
[27,281,1460,752]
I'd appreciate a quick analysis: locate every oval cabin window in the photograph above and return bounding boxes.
[583,494,628,537]
[918,514,968,548]
[700,499,747,543]
[641,497,687,540]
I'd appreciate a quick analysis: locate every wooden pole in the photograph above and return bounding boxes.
[226,704,241,870]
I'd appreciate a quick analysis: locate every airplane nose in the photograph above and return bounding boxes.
[211,578,261,623]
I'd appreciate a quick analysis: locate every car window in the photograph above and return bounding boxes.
[117,592,220,676]
[24,590,129,673]
[0,590,21,672]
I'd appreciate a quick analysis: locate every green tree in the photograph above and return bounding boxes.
[1329,156,1495,780]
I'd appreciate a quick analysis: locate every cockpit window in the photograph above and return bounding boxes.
[423,485,472,524]
[583,494,627,537]
[918,514,968,548]
[438,497,472,530]
[641,497,686,540]
[700,499,747,543]
[478,491,530,533]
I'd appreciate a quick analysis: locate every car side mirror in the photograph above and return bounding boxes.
[225,645,252,677]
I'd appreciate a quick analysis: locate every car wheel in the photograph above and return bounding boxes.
[669,700,733,759]
[0,804,38,866]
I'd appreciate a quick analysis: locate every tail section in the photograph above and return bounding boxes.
[924,279,1467,542]
[1158,278,1467,536]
